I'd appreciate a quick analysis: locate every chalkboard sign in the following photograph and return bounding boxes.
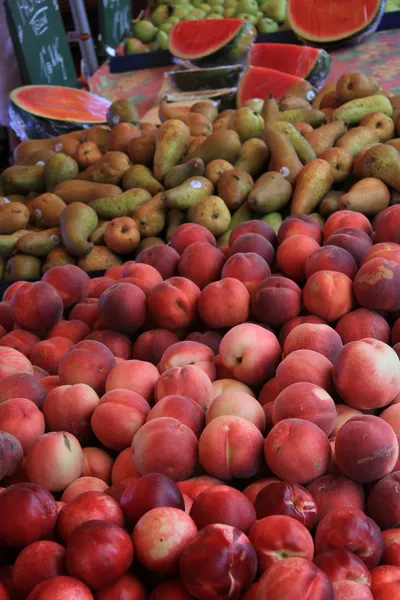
[99,0,132,48]
[5,0,78,87]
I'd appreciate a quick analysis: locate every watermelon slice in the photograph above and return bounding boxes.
[249,44,332,88]
[288,0,386,47]
[10,85,111,140]
[169,18,256,67]
[237,66,305,107]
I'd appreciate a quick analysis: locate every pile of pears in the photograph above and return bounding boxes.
[124,0,288,55]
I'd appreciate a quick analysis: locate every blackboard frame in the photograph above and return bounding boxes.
[98,0,132,49]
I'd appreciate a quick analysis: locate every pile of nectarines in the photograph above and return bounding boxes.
[2,207,400,598]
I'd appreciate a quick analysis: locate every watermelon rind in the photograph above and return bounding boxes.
[288,0,386,48]
[165,65,244,93]
[306,50,332,88]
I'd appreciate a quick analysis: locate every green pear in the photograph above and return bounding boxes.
[224,6,236,16]
[257,16,279,32]
[162,176,214,210]
[160,22,174,33]
[153,119,191,182]
[228,108,264,142]
[154,30,169,50]
[44,153,79,192]
[164,158,205,189]
[212,5,225,13]
[225,0,238,7]
[133,20,158,43]
[172,5,190,18]
[192,0,204,7]
[167,15,180,23]
[235,0,259,15]
[191,8,206,18]
[183,13,197,19]
[207,12,224,17]
[237,12,258,23]
[199,3,212,12]
[60,202,98,257]
[209,0,225,5]
[125,38,149,54]
[122,165,164,195]
[89,189,152,219]
[262,211,283,233]
[151,5,170,26]
[260,0,287,21]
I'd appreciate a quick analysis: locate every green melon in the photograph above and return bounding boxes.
[288,0,386,48]
[10,85,110,140]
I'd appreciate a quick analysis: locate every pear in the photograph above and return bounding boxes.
[248,171,292,213]
[136,237,166,253]
[261,211,283,234]
[4,255,42,281]
[153,119,191,182]
[263,126,303,185]
[336,126,380,157]
[122,165,164,195]
[164,158,205,189]
[187,113,213,137]
[161,176,214,210]
[16,228,61,257]
[106,98,139,127]
[260,0,286,20]
[133,20,158,43]
[188,195,231,236]
[243,98,264,114]
[338,178,390,216]
[304,120,347,157]
[319,190,343,217]
[234,138,269,176]
[287,81,316,103]
[228,108,264,142]
[78,152,131,185]
[333,95,393,125]
[78,246,122,272]
[151,5,170,26]
[278,94,311,111]
[1,165,45,195]
[320,147,353,183]
[165,208,186,241]
[336,72,380,104]
[204,160,234,185]
[257,17,279,32]
[0,229,32,258]
[125,38,149,55]
[133,193,167,237]
[42,248,77,271]
[89,220,109,245]
[217,201,258,246]
[154,30,169,50]
[0,202,30,234]
[273,122,316,163]
[279,109,326,127]
[89,188,152,219]
[359,112,395,143]
[235,0,259,15]
[60,202,98,257]
[362,144,400,192]
[190,101,219,123]
[261,93,280,126]
[44,153,79,192]
[312,82,337,110]
[217,169,254,211]
[291,159,333,214]
[187,129,241,164]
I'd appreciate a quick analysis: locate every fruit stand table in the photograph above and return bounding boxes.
[88,28,400,118]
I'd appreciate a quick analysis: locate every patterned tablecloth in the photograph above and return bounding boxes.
[88,28,400,118]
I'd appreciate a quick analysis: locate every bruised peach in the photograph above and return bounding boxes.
[354,257,400,311]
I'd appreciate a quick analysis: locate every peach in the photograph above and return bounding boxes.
[178,242,225,290]
[272,382,336,436]
[374,205,400,244]
[382,529,400,566]
[179,524,257,599]
[10,282,63,336]
[354,257,400,311]
[2,281,26,302]
[60,476,108,503]
[98,282,146,334]
[333,581,372,599]
[370,565,400,600]
[335,414,398,483]
[155,365,213,411]
[275,349,333,392]
[0,373,46,408]
[147,277,201,330]
[242,478,279,505]
[42,265,90,308]
[169,223,216,254]
[336,308,391,345]
[82,447,113,483]
[323,210,373,240]
[278,214,323,245]
[265,419,331,484]
[58,340,115,394]
[230,219,276,247]
[12,540,67,597]
[26,576,94,599]
[160,341,215,380]
[178,476,224,501]
[305,245,358,280]
[40,375,60,394]
[325,227,373,265]
[255,480,317,530]
[146,395,205,438]
[367,471,400,530]
[0,302,13,331]
[88,277,116,298]
[105,265,125,279]
[313,549,371,585]
[221,253,271,293]
[47,320,90,343]
[249,515,314,573]
[30,337,73,375]
[303,270,355,322]
[186,331,221,355]
[256,557,333,599]
[133,507,198,574]
[198,278,250,329]
[131,417,198,481]
[279,315,327,346]
[66,520,134,592]
[69,298,99,330]
[276,234,320,283]
[136,245,180,279]
[85,329,131,360]
[56,491,124,543]
[332,405,364,437]
[393,318,400,346]
[230,233,275,265]
[333,338,400,409]
[361,242,400,266]
[283,323,343,362]
[215,354,234,379]
[119,262,163,295]
[105,359,159,403]
[315,507,383,569]
[0,330,39,358]
[43,384,99,444]
[111,448,141,485]
[219,323,281,387]
[251,276,302,329]
[212,378,255,400]
[206,390,265,432]
[380,403,400,434]
[199,415,264,480]
[96,574,146,600]
[307,474,365,522]
[132,329,180,365]
[0,397,45,453]
[0,482,58,548]
[91,389,149,450]
[24,431,82,493]
[189,485,255,533]
[0,430,23,481]
[149,579,193,599]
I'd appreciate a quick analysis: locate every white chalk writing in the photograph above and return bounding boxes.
[39,36,67,83]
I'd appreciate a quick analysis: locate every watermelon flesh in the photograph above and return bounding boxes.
[288,0,384,44]
[169,18,251,61]
[237,66,304,107]
[250,44,321,78]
